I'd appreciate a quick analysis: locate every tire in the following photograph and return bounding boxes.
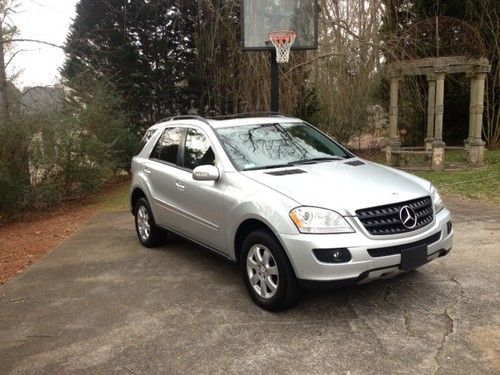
[134,197,163,248]
[241,229,301,311]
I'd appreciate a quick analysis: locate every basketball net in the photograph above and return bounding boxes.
[268,31,297,63]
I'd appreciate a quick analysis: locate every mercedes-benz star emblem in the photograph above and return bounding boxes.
[399,205,418,229]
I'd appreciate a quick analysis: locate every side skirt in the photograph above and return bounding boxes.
[157,224,235,263]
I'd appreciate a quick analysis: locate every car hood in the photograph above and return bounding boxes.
[240,159,431,216]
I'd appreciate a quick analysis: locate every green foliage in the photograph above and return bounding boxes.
[0,76,138,218]
[63,0,311,121]
[63,0,198,126]
[0,117,31,214]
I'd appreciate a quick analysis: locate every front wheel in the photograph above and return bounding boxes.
[134,197,163,247]
[241,230,300,311]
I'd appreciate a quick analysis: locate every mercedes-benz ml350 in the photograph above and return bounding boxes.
[130,114,453,310]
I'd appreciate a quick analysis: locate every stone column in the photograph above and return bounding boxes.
[386,74,401,166]
[468,72,487,164]
[431,72,446,171]
[465,72,478,149]
[425,75,436,154]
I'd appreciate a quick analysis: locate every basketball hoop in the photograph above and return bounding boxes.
[268,30,297,63]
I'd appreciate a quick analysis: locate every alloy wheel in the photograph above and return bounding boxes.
[136,205,151,241]
[246,244,279,299]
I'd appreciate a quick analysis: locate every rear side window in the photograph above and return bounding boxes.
[184,128,215,170]
[151,127,183,164]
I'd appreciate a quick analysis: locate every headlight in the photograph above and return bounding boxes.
[430,185,444,213]
[289,207,354,234]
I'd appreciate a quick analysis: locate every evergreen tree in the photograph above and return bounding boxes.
[63,0,199,126]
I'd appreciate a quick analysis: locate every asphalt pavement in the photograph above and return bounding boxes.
[0,195,499,374]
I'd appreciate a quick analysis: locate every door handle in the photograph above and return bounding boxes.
[144,168,151,174]
[175,181,185,191]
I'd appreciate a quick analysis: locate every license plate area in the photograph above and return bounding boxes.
[400,245,428,270]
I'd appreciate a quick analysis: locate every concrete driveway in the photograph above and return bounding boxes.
[1,196,499,374]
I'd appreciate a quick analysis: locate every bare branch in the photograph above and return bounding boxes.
[1,38,62,49]
[284,51,346,76]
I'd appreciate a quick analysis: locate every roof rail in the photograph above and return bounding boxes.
[209,112,286,120]
[155,115,211,125]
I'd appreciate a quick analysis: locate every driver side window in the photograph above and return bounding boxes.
[184,128,215,170]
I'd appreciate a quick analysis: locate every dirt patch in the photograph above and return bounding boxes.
[0,180,129,285]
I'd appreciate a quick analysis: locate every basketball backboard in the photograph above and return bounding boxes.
[241,0,318,51]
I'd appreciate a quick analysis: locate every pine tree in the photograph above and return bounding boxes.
[63,0,199,126]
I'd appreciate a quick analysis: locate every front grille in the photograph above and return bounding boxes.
[356,196,433,235]
[367,231,441,257]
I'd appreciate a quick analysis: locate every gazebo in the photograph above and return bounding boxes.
[385,17,490,170]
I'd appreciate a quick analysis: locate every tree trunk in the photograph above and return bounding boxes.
[0,21,10,122]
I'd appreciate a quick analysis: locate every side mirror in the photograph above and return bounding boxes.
[192,165,220,181]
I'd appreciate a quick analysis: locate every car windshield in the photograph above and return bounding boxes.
[216,122,352,170]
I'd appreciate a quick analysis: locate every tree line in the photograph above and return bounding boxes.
[0,0,498,218]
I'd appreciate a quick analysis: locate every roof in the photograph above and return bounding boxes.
[152,114,302,130]
[208,116,301,128]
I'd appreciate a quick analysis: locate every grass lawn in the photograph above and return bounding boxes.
[412,150,500,206]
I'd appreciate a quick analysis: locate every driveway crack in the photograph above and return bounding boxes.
[345,292,387,354]
[384,285,417,337]
[432,277,464,375]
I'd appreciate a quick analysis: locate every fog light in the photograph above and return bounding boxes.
[332,250,342,259]
[313,248,352,263]
[447,220,452,235]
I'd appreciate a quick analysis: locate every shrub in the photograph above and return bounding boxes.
[0,75,139,218]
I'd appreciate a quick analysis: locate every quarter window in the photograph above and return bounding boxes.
[184,128,215,170]
[151,127,183,164]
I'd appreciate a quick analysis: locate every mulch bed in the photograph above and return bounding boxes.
[0,181,128,285]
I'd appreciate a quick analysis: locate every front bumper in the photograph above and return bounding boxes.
[279,208,453,286]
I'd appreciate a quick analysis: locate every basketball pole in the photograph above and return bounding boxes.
[270,50,279,112]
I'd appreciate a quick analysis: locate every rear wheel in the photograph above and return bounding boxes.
[134,197,163,247]
[241,230,300,311]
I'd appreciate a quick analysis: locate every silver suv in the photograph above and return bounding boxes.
[131,114,453,310]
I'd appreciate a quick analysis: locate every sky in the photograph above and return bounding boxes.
[8,0,79,89]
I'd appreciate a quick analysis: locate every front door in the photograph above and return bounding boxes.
[168,127,226,252]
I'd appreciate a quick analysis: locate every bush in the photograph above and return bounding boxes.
[0,75,139,218]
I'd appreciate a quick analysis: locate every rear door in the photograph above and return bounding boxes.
[168,127,226,251]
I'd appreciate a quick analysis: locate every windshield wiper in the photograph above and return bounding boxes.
[290,156,343,165]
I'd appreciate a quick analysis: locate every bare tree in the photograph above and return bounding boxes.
[468,0,500,148]
[309,0,385,143]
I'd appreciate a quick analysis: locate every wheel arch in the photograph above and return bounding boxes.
[233,217,295,273]
[131,187,147,213]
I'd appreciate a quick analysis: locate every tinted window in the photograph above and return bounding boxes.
[184,128,215,170]
[151,127,183,164]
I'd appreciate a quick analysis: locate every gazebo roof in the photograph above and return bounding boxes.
[388,56,490,76]
[387,16,490,77]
